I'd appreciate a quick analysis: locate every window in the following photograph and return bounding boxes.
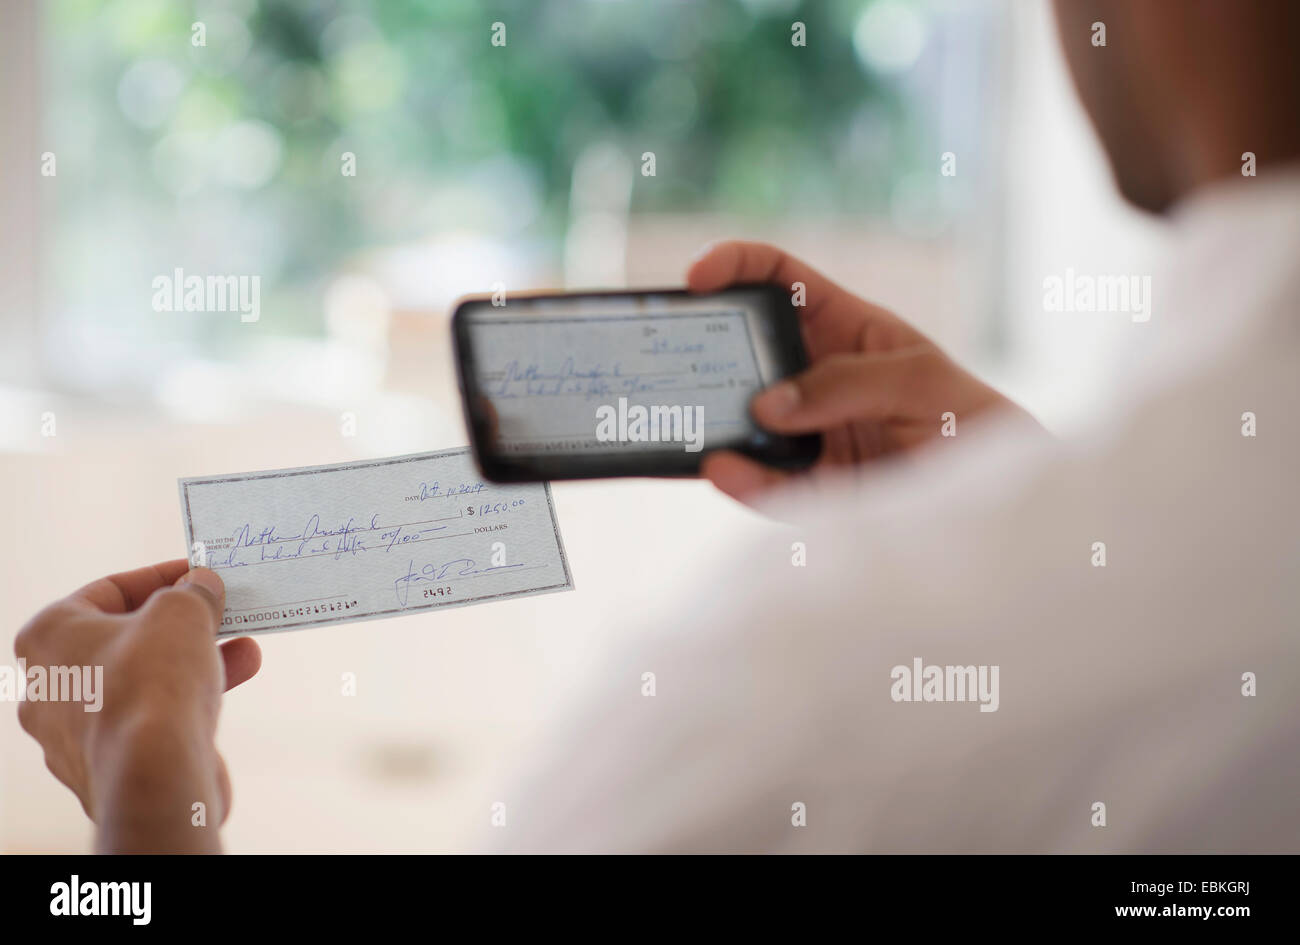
[26,0,998,408]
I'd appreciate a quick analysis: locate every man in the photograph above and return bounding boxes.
[15,0,1300,852]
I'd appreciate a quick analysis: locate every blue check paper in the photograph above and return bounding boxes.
[178,448,573,636]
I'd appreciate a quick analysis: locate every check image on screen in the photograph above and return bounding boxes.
[468,307,767,456]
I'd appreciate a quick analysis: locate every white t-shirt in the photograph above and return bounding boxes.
[486,174,1300,853]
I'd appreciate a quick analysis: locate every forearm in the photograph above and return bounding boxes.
[89,711,224,854]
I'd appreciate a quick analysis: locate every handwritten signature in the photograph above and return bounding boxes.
[393,557,524,607]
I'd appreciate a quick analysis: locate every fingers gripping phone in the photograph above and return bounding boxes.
[451,286,821,482]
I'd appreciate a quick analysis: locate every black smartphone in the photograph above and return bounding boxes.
[451,285,821,482]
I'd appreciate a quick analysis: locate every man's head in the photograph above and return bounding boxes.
[1052,0,1300,213]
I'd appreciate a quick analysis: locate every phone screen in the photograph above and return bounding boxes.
[452,286,820,481]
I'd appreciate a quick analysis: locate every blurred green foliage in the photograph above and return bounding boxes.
[46,0,927,340]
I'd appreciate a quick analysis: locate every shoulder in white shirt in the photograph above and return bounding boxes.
[486,173,1300,854]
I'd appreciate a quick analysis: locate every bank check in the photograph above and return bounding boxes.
[473,307,765,455]
[177,448,573,636]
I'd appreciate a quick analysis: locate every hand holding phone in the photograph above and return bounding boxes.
[683,242,1035,506]
[452,285,820,481]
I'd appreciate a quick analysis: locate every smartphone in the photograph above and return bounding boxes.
[451,285,821,482]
